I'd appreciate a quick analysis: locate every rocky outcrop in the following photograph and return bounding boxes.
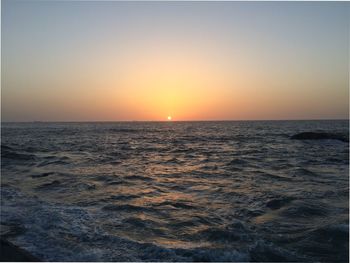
[291,132,348,142]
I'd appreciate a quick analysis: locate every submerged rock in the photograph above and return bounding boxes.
[291,132,349,142]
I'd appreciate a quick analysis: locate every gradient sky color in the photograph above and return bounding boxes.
[2,1,349,121]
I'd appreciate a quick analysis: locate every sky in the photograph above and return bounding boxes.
[2,1,349,121]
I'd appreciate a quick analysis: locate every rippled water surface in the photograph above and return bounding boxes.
[1,121,349,261]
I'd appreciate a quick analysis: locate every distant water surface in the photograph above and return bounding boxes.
[1,120,349,261]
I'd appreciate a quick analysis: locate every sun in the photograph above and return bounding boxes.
[167,116,172,121]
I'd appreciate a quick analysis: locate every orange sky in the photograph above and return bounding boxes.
[2,1,349,121]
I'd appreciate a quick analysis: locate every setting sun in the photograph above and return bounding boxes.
[1,1,348,262]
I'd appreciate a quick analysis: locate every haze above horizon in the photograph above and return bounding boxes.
[2,1,349,122]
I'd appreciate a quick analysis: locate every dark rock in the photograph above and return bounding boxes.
[0,239,40,262]
[291,132,348,142]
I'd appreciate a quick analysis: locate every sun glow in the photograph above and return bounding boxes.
[112,44,235,121]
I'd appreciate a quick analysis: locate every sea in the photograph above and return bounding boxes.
[1,120,349,262]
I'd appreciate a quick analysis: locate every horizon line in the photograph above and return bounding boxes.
[1,118,349,123]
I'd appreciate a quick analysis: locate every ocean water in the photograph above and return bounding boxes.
[1,120,349,262]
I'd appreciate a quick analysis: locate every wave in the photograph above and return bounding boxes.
[154,201,195,209]
[293,223,349,262]
[101,204,153,213]
[280,200,330,218]
[75,183,96,191]
[257,171,295,182]
[106,180,124,185]
[108,128,140,133]
[133,241,251,262]
[292,167,319,177]
[31,172,55,178]
[1,121,349,262]
[249,240,305,262]
[226,158,248,166]
[108,194,139,201]
[124,175,153,181]
[37,157,70,167]
[35,180,62,190]
[170,147,195,153]
[196,227,251,243]
[2,182,347,262]
[266,197,294,210]
[163,157,183,164]
[122,217,162,229]
[1,144,36,161]
[152,246,249,262]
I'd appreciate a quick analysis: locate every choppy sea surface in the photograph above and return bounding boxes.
[1,120,349,262]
